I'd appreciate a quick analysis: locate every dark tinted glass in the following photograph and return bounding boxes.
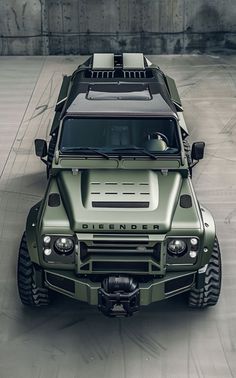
[60,117,179,154]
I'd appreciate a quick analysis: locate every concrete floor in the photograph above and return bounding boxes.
[0,54,236,378]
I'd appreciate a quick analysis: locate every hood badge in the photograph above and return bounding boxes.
[80,223,160,231]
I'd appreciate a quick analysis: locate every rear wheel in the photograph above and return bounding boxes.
[188,237,222,308]
[17,233,50,306]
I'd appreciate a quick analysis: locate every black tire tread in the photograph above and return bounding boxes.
[17,233,50,307]
[188,237,222,308]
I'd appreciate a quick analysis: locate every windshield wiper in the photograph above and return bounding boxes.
[112,147,158,160]
[61,147,110,159]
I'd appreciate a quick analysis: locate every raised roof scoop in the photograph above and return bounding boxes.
[92,53,114,70]
[123,53,145,70]
[67,92,175,116]
[87,83,151,101]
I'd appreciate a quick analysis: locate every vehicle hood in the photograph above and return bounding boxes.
[56,169,184,233]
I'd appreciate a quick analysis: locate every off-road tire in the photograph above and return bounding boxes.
[188,237,221,308]
[17,233,50,306]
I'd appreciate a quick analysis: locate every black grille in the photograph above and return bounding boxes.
[92,201,149,208]
[46,272,75,293]
[93,240,149,245]
[165,274,194,294]
[80,242,160,257]
[85,69,154,79]
[79,240,161,274]
[92,261,149,272]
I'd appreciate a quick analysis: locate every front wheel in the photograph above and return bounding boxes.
[188,237,222,308]
[17,233,50,306]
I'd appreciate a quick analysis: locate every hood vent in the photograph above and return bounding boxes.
[82,170,158,210]
[48,193,61,207]
[87,70,154,79]
[92,201,149,208]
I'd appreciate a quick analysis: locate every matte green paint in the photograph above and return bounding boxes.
[44,268,195,306]
[24,54,217,308]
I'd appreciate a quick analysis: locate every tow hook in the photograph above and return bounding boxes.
[98,276,140,317]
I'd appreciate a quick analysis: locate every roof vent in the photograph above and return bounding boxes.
[92,53,146,71]
[86,70,154,79]
[123,53,145,70]
[92,53,114,70]
[87,83,151,101]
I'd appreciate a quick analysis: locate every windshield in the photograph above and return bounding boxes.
[59,117,180,156]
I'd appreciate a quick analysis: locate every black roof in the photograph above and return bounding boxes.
[62,54,178,119]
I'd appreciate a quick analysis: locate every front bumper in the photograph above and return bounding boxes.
[44,269,196,306]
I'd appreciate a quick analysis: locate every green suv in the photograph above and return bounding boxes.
[17,53,221,316]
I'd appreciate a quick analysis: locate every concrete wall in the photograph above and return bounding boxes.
[1,0,236,55]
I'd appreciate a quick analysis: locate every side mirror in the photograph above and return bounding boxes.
[35,139,47,158]
[191,141,205,161]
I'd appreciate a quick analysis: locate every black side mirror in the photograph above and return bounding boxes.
[191,142,205,161]
[35,139,47,158]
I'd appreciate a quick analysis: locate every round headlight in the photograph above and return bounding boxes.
[168,239,187,256]
[54,237,74,254]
